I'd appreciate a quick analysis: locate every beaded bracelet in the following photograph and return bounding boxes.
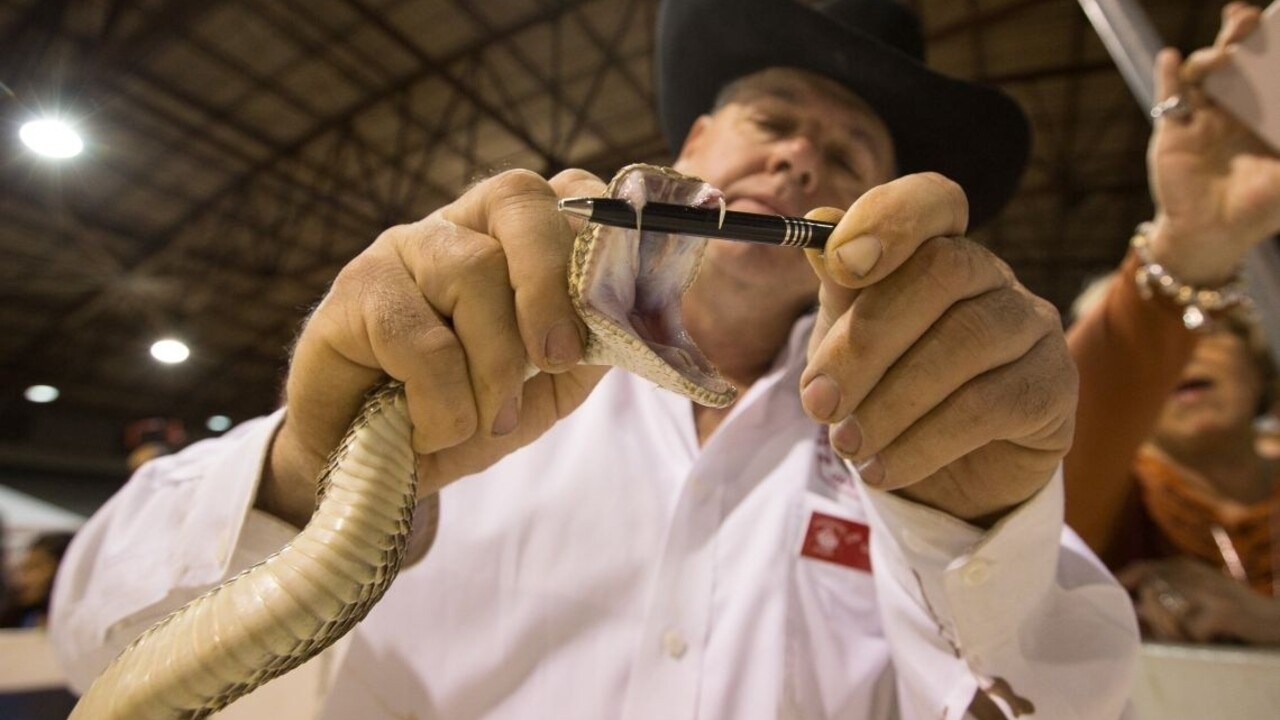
[1130,222,1251,331]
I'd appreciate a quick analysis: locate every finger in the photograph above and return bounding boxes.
[1179,605,1224,644]
[862,331,1075,492]
[442,169,587,373]
[1181,46,1232,87]
[1217,2,1261,48]
[547,168,608,234]
[418,364,611,494]
[1135,585,1187,642]
[1181,4,1261,86]
[830,286,1053,463]
[1153,47,1181,103]
[301,247,479,456]
[393,220,528,439]
[801,236,1010,423]
[819,172,969,288]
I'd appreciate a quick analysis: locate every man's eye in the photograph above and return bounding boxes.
[826,151,858,176]
[752,115,791,135]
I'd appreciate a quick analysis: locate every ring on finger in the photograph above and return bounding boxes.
[1150,94,1193,121]
[1150,577,1191,617]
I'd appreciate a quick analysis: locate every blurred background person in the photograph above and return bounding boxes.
[1,532,75,629]
[122,417,187,474]
[0,514,11,625]
[1070,266,1280,645]
[1116,313,1280,645]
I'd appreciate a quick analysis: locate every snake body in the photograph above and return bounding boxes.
[69,164,735,719]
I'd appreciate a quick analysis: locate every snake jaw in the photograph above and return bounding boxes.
[570,164,737,408]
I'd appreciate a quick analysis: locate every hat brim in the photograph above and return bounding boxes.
[657,0,1030,228]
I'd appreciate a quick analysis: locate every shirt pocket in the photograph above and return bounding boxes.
[782,491,895,720]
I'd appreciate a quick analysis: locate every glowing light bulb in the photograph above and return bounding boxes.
[150,338,190,364]
[206,415,232,432]
[19,118,84,158]
[24,384,60,403]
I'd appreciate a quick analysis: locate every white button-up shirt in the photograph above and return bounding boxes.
[51,317,1139,719]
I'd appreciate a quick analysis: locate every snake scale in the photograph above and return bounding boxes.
[69,165,738,719]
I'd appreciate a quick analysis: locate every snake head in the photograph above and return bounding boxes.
[569,163,737,408]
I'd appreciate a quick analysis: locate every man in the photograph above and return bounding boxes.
[52,1,1137,718]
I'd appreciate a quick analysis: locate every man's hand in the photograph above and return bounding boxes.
[800,173,1076,526]
[261,169,611,528]
[1119,556,1280,645]
[1147,1,1280,286]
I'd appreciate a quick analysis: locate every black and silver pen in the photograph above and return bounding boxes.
[557,198,834,250]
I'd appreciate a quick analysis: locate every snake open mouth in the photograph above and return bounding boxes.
[575,164,736,405]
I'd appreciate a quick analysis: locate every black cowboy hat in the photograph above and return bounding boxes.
[657,0,1030,228]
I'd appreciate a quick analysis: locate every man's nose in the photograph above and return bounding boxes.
[766,136,821,194]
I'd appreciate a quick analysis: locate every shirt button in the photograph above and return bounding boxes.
[662,629,688,659]
[962,558,992,586]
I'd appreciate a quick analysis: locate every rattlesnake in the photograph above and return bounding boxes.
[70,164,737,719]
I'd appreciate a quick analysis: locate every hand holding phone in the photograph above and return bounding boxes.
[1203,1,1280,152]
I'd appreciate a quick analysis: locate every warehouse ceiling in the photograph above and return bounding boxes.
[0,0,1221,484]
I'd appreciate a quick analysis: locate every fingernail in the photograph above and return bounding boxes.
[545,319,583,367]
[801,374,840,420]
[855,454,885,486]
[492,395,520,436]
[834,235,882,279]
[831,415,863,456]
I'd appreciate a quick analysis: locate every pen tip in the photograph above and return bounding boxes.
[558,197,594,220]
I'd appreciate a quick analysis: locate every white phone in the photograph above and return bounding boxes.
[1203,1,1280,152]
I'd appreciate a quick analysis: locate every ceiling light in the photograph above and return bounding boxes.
[206,415,232,433]
[24,385,60,403]
[19,118,84,159]
[150,338,190,364]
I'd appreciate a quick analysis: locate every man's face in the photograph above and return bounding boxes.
[672,68,897,306]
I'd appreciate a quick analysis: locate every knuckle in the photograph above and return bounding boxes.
[334,252,400,318]
[1029,293,1063,330]
[951,290,1020,351]
[916,172,970,229]
[363,284,418,347]
[1016,338,1076,420]
[550,167,604,190]
[416,323,465,363]
[491,168,554,200]
[914,236,980,296]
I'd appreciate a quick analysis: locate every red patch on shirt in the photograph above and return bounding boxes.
[801,511,872,573]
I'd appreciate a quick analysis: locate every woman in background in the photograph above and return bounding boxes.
[1115,314,1280,644]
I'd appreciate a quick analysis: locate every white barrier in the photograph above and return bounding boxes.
[6,629,1278,718]
[1134,642,1280,720]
